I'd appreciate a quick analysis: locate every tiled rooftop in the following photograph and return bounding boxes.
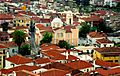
[65,60,93,70]
[88,32,107,38]
[5,55,33,65]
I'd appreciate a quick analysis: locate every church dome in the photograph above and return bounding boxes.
[51,17,63,23]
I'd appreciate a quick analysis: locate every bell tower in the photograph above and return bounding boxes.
[66,11,73,25]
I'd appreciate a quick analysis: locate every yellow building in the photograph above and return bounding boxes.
[14,14,31,27]
[93,47,120,63]
[0,44,7,69]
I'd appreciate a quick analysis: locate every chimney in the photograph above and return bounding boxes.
[66,50,69,60]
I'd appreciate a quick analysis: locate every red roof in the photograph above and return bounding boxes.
[73,21,80,26]
[36,24,45,30]
[1,42,17,48]
[95,10,106,16]
[34,58,53,64]
[94,47,120,53]
[41,43,60,51]
[80,15,102,22]
[31,16,41,22]
[39,69,68,76]
[40,18,51,23]
[42,51,66,60]
[0,65,40,74]
[95,59,119,67]
[0,44,7,48]
[88,32,107,38]
[42,62,73,72]
[64,26,72,33]
[0,14,13,20]
[17,11,36,16]
[65,60,92,70]
[5,55,33,65]
[16,26,28,29]
[95,68,120,76]
[96,39,113,44]
[16,70,39,76]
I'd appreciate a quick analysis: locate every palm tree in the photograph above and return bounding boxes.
[12,30,26,53]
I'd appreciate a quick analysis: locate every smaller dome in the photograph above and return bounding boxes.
[51,17,63,23]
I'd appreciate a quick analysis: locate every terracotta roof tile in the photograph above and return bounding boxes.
[0,14,13,20]
[95,68,120,76]
[34,58,52,64]
[42,51,66,60]
[41,44,60,51]
[96,39,113,44]
[88,32,107,38]
[0,44,7,48]
[16,70,39,76]
[42,62,73,72]
[0,65,40,74]
[65,60,92,70]
[95,59,119,67]
[1,41,17,47]
[5,55,33,65]
[63,26,76,33]
[80,15,102,22]
[36,24,45,30]
[31,16,41,22]
[95,10,106,16]
[39,69,68,76]
[94,47,120,53]
[16,26,28,29]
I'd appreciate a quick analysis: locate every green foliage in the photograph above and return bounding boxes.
[90,26,97,32]
[115,43,120,47]
[58,40,71,50]
[97,21,113,33]
[40,32,53,45]
[12,30,26,53]
[79,22,91,38]
[20,44,31,56]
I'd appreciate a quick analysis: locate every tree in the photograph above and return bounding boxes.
[58,40,70,50]
[40,32,53,44]
[97,21,113,33]
[79,22,90,38]
[90,26,97,32]
[20,44,31,56]
[12,30,26,53]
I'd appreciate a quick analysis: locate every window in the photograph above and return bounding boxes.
[58,33,63,37]
[115,60,118,62]
[1,38,3,41]
[0,57,1,61]
[13,24,16,27]
[19,20,20,22]
[104,44,106,47]
[11,63,15,67]
[26,24,29,26]
[78,52,82,55]
[87,69,89,72]
[68,34,70,38]
[107,60,113,62]
[69,18,71,24]
[12,49,15,53]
